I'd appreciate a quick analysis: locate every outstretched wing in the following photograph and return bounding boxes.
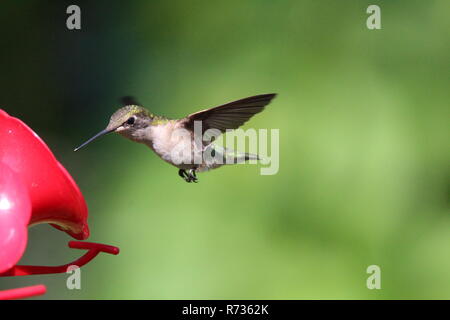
[181,93,276,134]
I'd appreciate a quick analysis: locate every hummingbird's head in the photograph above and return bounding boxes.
[107,105,152,134]
[74,105,153,151]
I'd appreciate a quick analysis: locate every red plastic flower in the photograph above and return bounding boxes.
[0,110,119,299]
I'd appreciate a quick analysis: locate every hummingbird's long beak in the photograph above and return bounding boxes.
[74,128,115,152]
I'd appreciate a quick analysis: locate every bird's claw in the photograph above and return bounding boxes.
[178,169,198,183]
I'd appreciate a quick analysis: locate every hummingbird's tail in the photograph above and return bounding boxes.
[198,145,262,172]
[214,146,261,164]
[243,152,260,161]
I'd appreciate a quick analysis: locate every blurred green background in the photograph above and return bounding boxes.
[1,0,449,299]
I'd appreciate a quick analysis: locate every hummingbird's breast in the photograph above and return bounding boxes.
[146,121,202,169]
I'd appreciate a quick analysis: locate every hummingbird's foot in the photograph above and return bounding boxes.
[178,169,187,180]
[178,169,198,183]
[188,169,198,183]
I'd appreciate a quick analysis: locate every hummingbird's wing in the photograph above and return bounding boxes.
[181,93,276,135]
[119,96,141,106]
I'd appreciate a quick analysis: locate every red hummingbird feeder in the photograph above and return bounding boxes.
[0,109,119,299]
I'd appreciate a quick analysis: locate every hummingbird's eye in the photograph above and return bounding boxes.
[126,117,135,125]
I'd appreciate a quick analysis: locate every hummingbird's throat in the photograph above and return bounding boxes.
[117,126,149,143]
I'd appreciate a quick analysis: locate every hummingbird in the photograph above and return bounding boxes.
[74,93,277,183]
